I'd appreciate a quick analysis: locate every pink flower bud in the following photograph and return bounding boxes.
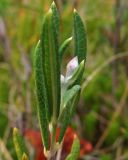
[66,56,78,80]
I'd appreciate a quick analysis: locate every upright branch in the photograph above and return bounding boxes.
[13,1,87,160]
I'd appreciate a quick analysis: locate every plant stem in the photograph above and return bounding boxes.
[56,146,62,160]
[48,120,57,160]
[51,121,57,148]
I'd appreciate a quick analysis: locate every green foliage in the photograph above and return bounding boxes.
[0,0,10,15]
[84,111,97,141]
[13,128,28,160]
[0,112,8,138]
[51,2,60,39]
[59,37,72,61]
[34,1,86,158]
[65,137,80,160]
[0,68,10,103]
[40,3,60,120]
[124,120,128,140]
[74,9,87,63]
[0,80,9,103]
[59,85,81,142]
[34,41,49,150]
[105,119,121,145]
[0,0,127,159]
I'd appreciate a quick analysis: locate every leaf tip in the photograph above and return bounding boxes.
[74,8,77,13]
[51,1,56,7]
[13,127,18,135]
[22,153,28,160]
[69,37,73,41]
[81,59,85,66]
[47,8,53,16]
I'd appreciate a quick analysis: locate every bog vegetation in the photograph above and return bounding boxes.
[0,0,128,160]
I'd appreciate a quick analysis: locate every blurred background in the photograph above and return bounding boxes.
[0,0,128,159]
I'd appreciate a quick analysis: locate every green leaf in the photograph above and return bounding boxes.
[65,137,80,160]
[51,1,60,38]
[58,101,71,143]
[68,60,85,88]
[58,85,81,143]
[59,85,81,118]
[13,128,28,160]
[62,85,81,109]
[59,37,72,61]
[0,112,8,138]
[34,41,49,150]
[41,6,60,120]
[70,89,81,117]
[74,9,87,63]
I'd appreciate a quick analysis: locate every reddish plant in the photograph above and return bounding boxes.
[25,127,93,160]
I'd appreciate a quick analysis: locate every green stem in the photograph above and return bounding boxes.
[48,119,57,160]
[51,121,57,147]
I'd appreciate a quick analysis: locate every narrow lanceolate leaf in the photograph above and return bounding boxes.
[70,88,81,117]
[62,85,81,109]
[34,41,49,150]
[59,37,72,61]
[22,153,29,160]
[65,137,80,160]
[13,128,28,160]
[58,85,81,143]
[59,85,81,119]
[51,1,60,38]
[41,8,60,120]
[68,60,85,88]
[74,9,87,63]
[58,102,71,143]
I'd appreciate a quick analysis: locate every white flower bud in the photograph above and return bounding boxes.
[66,56,78,80]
